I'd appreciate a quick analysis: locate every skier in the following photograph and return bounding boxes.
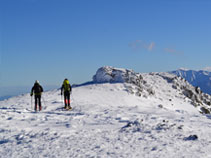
[61,78,72,110]
[30,80,44,111]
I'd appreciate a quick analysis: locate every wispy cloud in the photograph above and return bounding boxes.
[129,40,184,56]
[148,42,155,51]
[129,40,155,52]
[164,48,184,55]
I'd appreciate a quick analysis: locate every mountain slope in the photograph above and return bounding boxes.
[1,66,211,158]
[93,66,211,113]
[171,68,211,95]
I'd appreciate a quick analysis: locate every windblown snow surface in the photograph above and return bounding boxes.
[1,67,211,158]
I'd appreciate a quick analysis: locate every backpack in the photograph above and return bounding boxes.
[63,80,71,92]
[34,83,42,94]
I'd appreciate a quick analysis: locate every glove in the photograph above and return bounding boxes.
[61,92,63,95]
[30,93,33,96]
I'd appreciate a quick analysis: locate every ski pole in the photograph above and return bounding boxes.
[61,93,64,107]
[70,91,73,103]
[31,96,33,110]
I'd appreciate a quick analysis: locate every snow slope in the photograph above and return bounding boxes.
[1,66,211,158]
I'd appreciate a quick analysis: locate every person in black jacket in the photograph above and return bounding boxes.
[61,78,72,109]
[31,80,43,111]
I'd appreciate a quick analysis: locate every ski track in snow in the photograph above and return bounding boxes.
[1,82,211,158]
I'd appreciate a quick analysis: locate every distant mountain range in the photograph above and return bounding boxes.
[170,68,211,95]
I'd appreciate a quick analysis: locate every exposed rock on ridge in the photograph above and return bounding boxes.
[93,66,211,114]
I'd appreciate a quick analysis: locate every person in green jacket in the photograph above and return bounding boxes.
[61,78,72,109]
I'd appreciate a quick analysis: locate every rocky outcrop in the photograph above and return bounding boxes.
[93,66,211,114]
[93,66,155,97]
[158,73,211,114]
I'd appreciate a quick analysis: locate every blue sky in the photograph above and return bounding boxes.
[1,0,211,92]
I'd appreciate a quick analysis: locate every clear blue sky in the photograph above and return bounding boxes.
[1,0,211,88]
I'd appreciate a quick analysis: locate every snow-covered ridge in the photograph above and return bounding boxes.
[93,66,154,97]
[93,66,211,114]
[157,72,211,114]
[1,66,211,157]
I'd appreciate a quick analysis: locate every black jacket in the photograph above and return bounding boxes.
[31,83,43,96]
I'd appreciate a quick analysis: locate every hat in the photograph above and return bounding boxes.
[35,80,39,84]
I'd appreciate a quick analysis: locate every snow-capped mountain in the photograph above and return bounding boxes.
[1,66,211,158]
[93,66,211,114]
[171,68,211,95]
